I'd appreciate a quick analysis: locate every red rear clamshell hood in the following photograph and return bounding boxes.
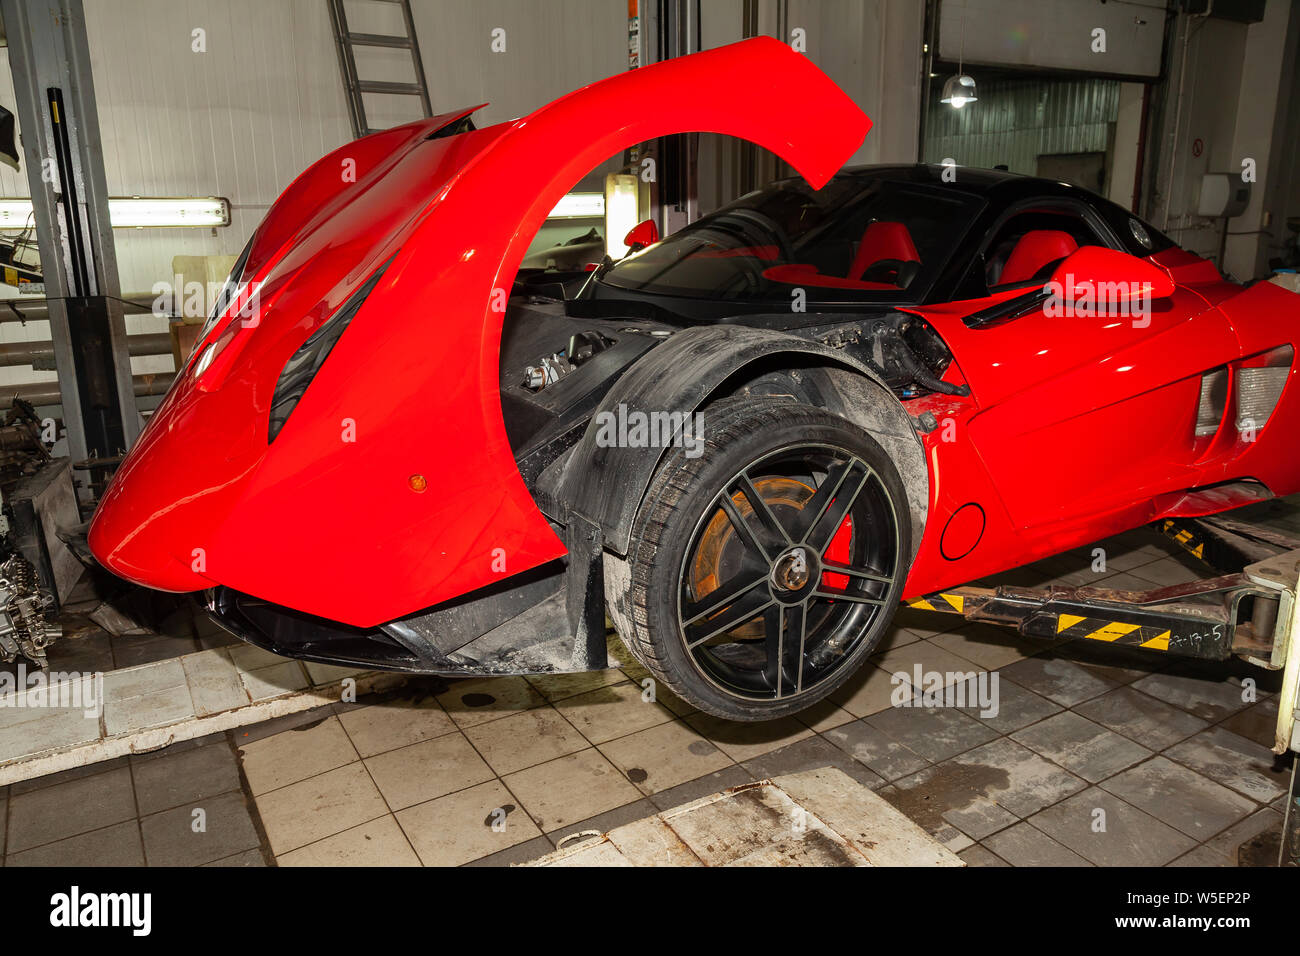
[88,38,872,627]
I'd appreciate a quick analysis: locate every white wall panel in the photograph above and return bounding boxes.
[938,0,1165,78]
[0,0,631,392]
[82,0,353,295]
[697,0,924,213]
[406,0,626,126]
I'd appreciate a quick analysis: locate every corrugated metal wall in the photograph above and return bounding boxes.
[84,0,354,295]
[74,0,626,294]
[696,0,925,213]
[0,0,627,391]
[923,76,1120,176]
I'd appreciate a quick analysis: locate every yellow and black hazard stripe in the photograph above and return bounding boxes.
[1158,519,1206,560]
[1055,613,1171,651]
[906,591,967,614]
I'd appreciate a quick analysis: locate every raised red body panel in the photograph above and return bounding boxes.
[87,38,872,628]
[85,36,1300,636]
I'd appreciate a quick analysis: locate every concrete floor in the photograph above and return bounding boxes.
[1,510,1295,866]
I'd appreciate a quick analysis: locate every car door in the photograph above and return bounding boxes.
[911,202,1240,533]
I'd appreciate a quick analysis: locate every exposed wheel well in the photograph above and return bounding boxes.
[700,356,929,564]
[557,327,930,561]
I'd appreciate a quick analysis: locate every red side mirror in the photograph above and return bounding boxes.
[1049,246,1175,303]
[623,218,659,251]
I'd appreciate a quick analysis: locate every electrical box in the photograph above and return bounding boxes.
[1198,174,1251,218]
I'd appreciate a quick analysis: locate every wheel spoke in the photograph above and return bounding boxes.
[812,585,887,606]
[685,587,775,648]
[761,602,810,699]
[821,559,894,585]
[735,472,793,550]
[682,572,767,627]
[787,601,808,695]
[763,604,784,698]
[803,460,873,554]
[718,492,772,563]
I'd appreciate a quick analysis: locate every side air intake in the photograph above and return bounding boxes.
[1195,368,1229,437]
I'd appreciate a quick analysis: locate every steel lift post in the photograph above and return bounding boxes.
[0,0,139,473]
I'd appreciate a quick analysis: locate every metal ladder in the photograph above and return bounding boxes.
[326,0,432,140]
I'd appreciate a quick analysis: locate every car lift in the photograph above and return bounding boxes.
[0,0,140,477]
[906,513,1300,865]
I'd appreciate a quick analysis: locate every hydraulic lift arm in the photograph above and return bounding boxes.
[907,514,1300,865]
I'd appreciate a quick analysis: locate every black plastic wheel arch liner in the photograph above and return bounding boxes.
[209,520,610,677]
[556,324,930,560]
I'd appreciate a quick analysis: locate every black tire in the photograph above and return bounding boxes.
[605,398,912,721]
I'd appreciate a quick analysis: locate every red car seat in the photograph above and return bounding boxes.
[999,229,1078,285]
[849,221,920,280]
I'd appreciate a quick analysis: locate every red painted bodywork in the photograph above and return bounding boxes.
[898,247,1300,598]
[86,36,1300,635]
[87,37,872,628]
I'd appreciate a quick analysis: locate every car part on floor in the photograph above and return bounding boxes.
[8,458,83,609]
[0,554,59,666]
[0,398,51,491]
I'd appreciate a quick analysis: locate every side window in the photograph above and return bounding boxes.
[982,209,1107,291]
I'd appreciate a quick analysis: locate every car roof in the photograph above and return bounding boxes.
[835,163,1101,204]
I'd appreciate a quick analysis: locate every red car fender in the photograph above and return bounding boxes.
[88,37,871,627]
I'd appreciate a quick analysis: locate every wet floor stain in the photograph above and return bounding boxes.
[882,761,1012,834]
[626,768,649,783]
[484,804,516,827]
[462,692,496,707]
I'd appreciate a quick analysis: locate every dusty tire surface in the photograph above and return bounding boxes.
[605,398,911,721]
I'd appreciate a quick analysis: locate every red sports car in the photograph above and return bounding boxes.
[87,38,1300,720]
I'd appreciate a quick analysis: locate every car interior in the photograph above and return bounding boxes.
[596,178,984,302]
[983,209,1106,290]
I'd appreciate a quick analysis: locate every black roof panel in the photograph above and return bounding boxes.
[836,163,1097,201]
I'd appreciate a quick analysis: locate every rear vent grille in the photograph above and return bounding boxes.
[1236,367,1289,433]
[1196,368,1229,437]
[1235,344,1293,437]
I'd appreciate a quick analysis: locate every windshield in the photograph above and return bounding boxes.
[596,173,984,304]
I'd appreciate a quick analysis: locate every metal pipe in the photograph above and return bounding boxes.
[0,294,160,323]
[0,332,173,367]
[0,373,173,409]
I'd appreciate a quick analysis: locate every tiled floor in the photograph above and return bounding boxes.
[2,516,1295,867]
[0,734,267,866]
[6,568,242,681]
[0,623,403,786]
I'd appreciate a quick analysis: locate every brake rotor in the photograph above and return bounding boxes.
[690,476,814,642]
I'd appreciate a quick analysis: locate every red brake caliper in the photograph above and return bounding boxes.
[821,514,853,589]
